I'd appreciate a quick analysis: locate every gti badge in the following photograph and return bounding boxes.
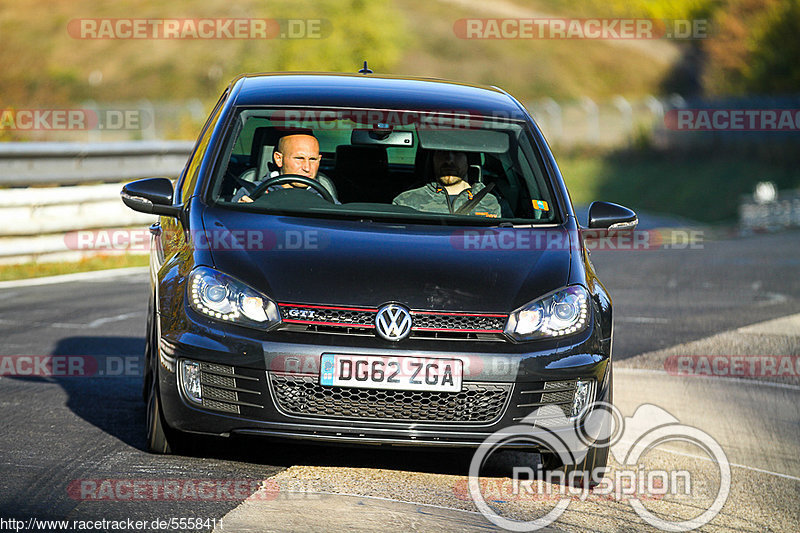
[375,304,412,341]
[287,308,316,319]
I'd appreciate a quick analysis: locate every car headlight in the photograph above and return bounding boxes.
[187,266,280,329]
[504,286,590,341]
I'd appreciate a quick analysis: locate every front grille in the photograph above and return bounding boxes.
[512,379,595,427]
[283,307,374,327]
[268,373,511,424]
[201,372,236,389]
[203,398,239,414]
[278,303,508,341]
[541,389,574,404]
[411,313,505,332]
[195,362,263,414]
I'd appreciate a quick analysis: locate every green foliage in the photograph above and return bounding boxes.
[562,0,798,97]
[0,0,689,107]
[260,0,407,73]
[555,0,718,19]
[391,0,676,101]
[2,0,794,123]
[559,147,800,222]
[742,0,800,93]
[700,0,800,95]
[0,0,407,106]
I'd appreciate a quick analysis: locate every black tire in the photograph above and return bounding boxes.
[143,293,192,455]
[541,441,609,487]
[145,372,194,455]
[145,377,173,454]
[142,295,155,403]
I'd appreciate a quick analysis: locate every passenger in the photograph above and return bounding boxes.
[392,150,501,217]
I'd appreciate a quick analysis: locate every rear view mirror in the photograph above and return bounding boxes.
[351,129,414,147]
[587,201,638,230]
[121,178,181,217]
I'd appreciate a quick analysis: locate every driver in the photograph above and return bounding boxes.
[237,133,336,203]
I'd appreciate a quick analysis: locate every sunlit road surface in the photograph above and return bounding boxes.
[0,231,797,532]
[217,323,800,533]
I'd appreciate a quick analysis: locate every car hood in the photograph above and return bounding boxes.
[202,207,572,312]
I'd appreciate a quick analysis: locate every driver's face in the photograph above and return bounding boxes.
[432,150,468,186]
[274,135,320,184]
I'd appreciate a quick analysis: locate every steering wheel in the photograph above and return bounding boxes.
[248,174,335,203]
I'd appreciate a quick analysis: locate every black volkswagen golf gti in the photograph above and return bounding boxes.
[122,72,637,474]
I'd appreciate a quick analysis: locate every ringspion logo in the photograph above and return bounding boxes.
[468,403,730,531]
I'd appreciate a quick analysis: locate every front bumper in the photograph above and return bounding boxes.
[156,312,612,449]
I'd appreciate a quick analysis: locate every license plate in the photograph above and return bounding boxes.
[319,354,463,392]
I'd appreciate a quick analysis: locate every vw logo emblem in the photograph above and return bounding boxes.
[375,304,412,341]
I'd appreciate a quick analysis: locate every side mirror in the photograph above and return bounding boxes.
[587,201,638,230]
[121,178,181,217]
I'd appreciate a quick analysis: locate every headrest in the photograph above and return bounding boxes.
[335,145,388,177]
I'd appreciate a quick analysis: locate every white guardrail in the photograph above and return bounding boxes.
[0,141,193,264]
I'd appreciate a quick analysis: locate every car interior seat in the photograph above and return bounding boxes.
[334,145,389,203]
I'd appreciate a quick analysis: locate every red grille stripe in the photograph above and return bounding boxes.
[411,311,507,318]
[412,327,504,333]
[283,319,375,328]
[278,303,376,312]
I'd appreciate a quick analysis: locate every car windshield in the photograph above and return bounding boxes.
[209,107,558,225]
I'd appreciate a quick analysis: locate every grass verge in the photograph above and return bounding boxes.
[556,147,800,223]
[0,254,148,282]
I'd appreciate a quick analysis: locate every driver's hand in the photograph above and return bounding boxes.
[238,195,254,203]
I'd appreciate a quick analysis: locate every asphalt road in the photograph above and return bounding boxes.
[589,229,800,358]
[0,230,797,532]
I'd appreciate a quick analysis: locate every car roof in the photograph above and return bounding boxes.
[230,72,529,119]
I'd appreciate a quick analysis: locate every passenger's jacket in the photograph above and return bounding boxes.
[392,182,501,217]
